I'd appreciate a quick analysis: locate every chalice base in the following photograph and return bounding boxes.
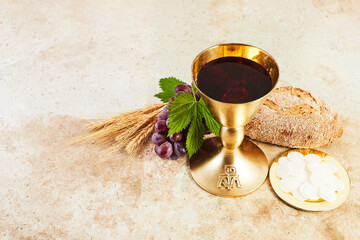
[189,137,268,197]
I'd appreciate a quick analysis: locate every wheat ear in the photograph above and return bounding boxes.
[125,111,159,153]
[72,103,166,154]
[86,103,165,131]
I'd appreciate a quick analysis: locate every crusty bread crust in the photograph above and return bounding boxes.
[244,86,343,148]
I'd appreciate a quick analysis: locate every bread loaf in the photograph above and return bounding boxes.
[244,86,343,148]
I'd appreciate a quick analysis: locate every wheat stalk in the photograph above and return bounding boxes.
[86,103,165,131]
[126,119,156,153]
[115,109,161,142]
[72,103,165,155]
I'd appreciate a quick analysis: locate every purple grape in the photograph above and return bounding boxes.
[195,91,201,101]
[155,120,168,134]
[157,113,168,121]
[175,84,192,94]
[155,141,173,158]
[166,119,170,127]
[174,142,187,157]
[169,132,183,142]
[169,152,179,160]
[152,133,167,145]
[163,105,170,114]
[169,96,176,103]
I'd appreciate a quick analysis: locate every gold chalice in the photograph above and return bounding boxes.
[190,43,279,197]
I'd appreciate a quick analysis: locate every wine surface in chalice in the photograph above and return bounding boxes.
[197,57,272,103]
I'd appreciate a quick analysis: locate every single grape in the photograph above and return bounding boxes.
[174,142,187,157]
[157,113,168,121]
[169,152,179,160]
[176,91,185,96]
[175,84,192,94]
[155,141,173,158]
[174,84,187,93]
[155,120,168,134]
[152,133,167,145]
[169,96,176,103]
[163,105,170,114]
[195,91,201,101]
[169,132,183,142]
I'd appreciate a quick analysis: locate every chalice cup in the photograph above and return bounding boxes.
[190,43,279,197]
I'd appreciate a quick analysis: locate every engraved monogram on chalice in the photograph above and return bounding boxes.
[217,165,241,190]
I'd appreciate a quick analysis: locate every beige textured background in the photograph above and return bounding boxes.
[0,0,359,239]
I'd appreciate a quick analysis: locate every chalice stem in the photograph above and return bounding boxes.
[220,126,245,149]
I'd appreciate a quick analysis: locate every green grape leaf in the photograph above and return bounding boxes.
[154,77,186,103]
[186,105,205,159]
[168,92,195,135]
[198,98,221,136]
[160,77,221,158]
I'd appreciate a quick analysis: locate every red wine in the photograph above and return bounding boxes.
[197,57,272,103]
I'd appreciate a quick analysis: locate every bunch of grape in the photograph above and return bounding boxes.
[152,84,200,160]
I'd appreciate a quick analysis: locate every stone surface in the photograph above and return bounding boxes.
[0,0,359,239]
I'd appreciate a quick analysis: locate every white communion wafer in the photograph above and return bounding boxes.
[310,172,329,187]
[319,186,337,202]
[278,156,289,165]
[300,183,320,200]
[322,162,337,174]
[328,175,345,192]
[307,162,317,172]
[292,189,307,201]
[304,154,322,163]
[275,163,292,178]
[293,170,308,184]
[318,163,333,174]
[289,159,306,171]
[312,163,332,175]
[287,151,304,164]
[279,176,299,193]
[307,162,324,173]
